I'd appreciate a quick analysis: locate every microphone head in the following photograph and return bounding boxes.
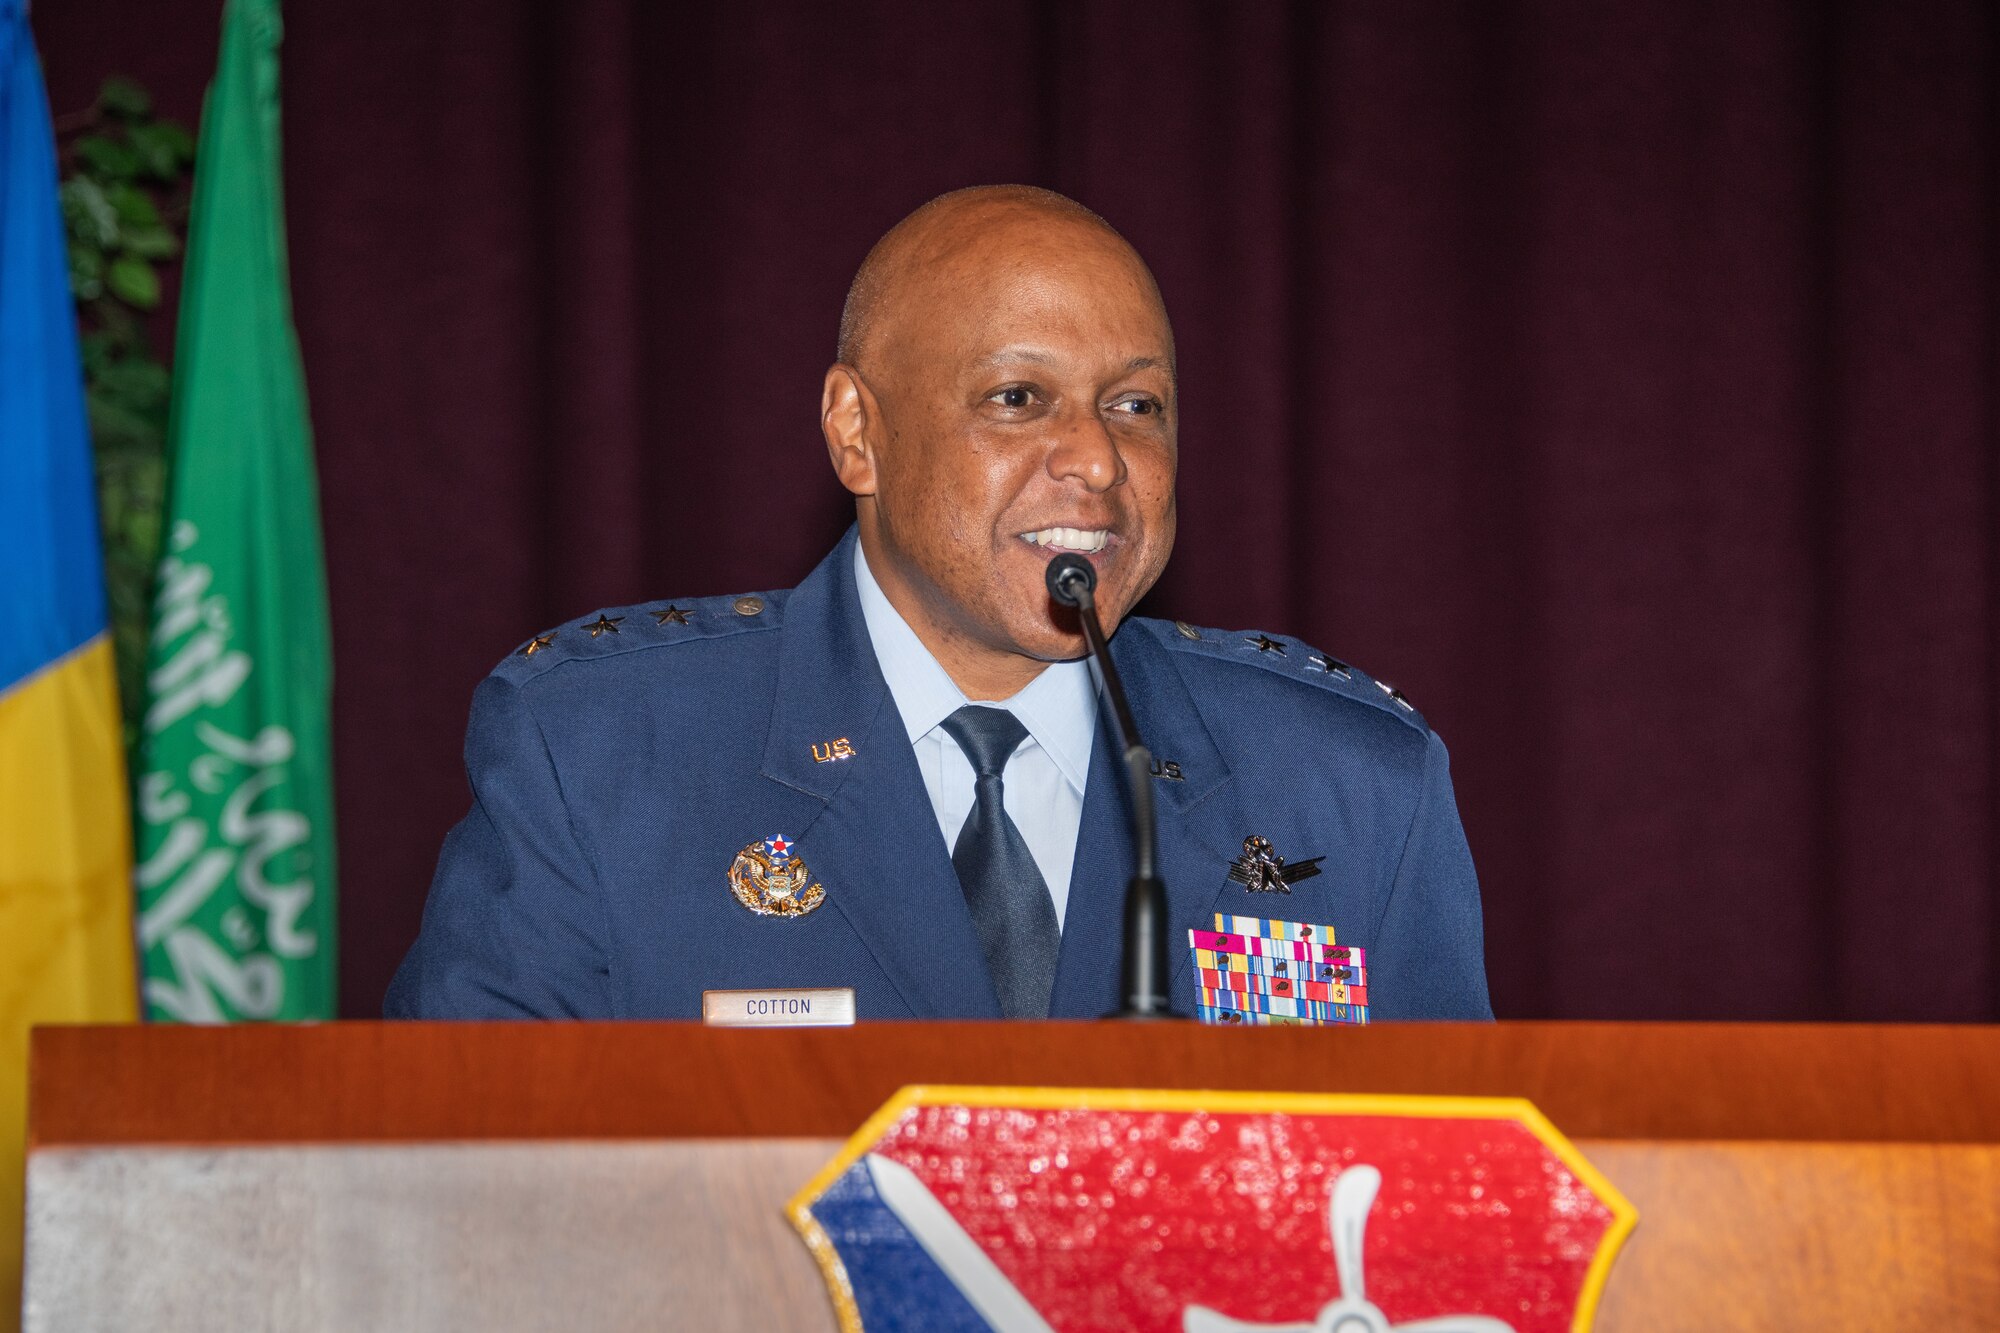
[1045,554,1097,607]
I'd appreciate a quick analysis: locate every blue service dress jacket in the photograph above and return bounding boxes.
[386,528,1493,1021]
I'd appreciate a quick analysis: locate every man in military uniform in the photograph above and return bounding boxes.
[387,186,1492,1022]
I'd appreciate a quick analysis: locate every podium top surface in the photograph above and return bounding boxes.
[29,1020,2000,1149]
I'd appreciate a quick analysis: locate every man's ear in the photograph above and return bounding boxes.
[822,364,878,498]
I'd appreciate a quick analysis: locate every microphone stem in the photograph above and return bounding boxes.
[1069,588,1156,882]
[1073,592,1141,754]
[1066,583,1175,1018]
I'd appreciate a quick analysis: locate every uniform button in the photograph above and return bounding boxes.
[1174,620,1201,640]
[733,595,765,616]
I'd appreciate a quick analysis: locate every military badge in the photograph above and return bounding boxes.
[1227,834,1324,894]
[727,835,826,918]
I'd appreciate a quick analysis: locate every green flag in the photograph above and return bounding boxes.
[133,0,335,1021]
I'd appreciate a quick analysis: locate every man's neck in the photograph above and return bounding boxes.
[856,536,1049,703]
[923,630,1049,703]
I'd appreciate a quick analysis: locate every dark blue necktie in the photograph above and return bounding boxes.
[941,705,1060,1019]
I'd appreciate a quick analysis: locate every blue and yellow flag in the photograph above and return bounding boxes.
[0,0,140,1318]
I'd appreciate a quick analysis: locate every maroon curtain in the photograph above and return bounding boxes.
[37,1,2000,1021]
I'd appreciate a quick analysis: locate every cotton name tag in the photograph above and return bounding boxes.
[1191,913,1369,1025]
[701,987,856,1027]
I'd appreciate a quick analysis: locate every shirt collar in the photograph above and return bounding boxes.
[853,540,1097,796]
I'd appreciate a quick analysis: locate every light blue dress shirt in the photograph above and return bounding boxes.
[853,542,1097,930]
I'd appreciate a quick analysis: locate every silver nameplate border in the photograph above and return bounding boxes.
[701,987,856,1028]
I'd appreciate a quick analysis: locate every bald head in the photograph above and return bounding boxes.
[819,183,1180,700]
[836,185,1171,372]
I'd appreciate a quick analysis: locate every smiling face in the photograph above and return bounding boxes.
[823,191,1179,699]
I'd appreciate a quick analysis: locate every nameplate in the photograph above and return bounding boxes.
[701,987,856,1027]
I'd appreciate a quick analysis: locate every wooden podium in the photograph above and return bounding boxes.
[23,1021,2000,1330]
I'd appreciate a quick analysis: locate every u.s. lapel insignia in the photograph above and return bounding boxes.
[1226,834,1325,894]
[728,835,826,918]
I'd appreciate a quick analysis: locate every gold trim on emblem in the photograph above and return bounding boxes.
[728,837,826,918]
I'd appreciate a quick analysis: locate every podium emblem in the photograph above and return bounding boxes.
[727,836,825,917]
[790,1087,1636,1333]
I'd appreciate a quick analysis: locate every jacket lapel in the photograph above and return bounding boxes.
[758,531,1001,1018]
[1048,625,1242,1017]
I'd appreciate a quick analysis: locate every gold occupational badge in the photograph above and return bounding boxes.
[728,835,826,918]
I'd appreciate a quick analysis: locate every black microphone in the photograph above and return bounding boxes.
[1046,554,1181,1020]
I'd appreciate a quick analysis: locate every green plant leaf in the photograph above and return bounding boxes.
[68,245,105,301]
[128,123,192,180]
[106,256,161,309]
[120,225,180,259]
[60,177,119,246]
[87,394,160,450]
[75,136,140,180]
[78,332,116,377]
[155,122,197,164]
[99,78,151,119]
[106,182,162,229]
[89,301,144,347]
[95,357,173,407]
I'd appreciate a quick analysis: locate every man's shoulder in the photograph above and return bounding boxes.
[486,587,792,690]
[1124,614,1431,738]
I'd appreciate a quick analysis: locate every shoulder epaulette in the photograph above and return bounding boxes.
[491,588,787,684]
[1137,615,1429,733]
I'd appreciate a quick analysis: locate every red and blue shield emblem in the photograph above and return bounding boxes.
[789,1088,1636,1332]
